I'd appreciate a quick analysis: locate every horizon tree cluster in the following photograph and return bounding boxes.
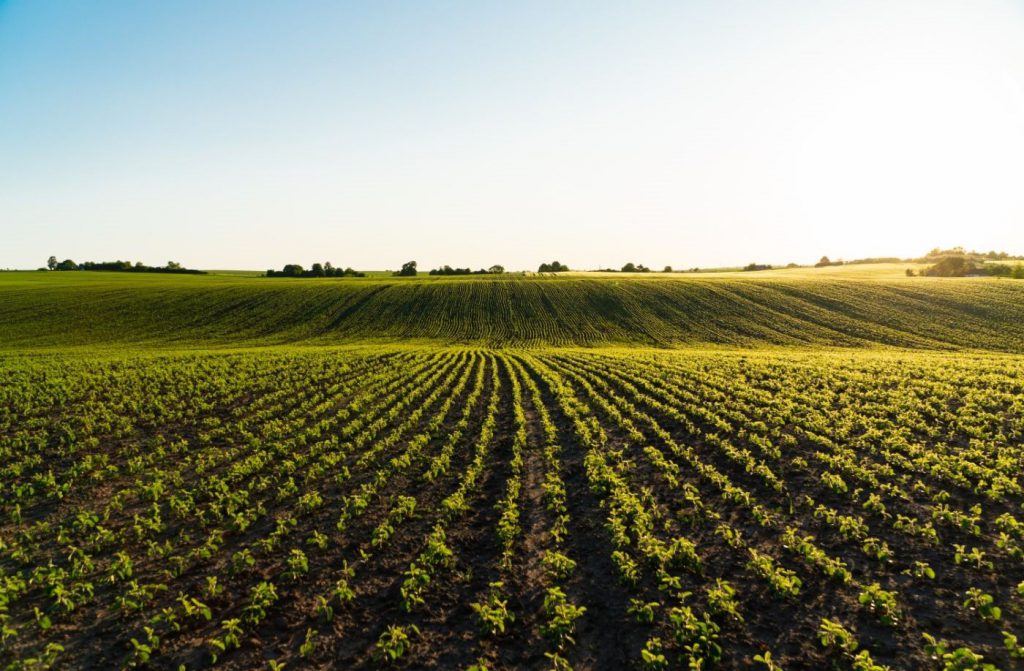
[537,261,569,273]
[427,264,505,276]
[44,256,203,274]
[265,262,365,278]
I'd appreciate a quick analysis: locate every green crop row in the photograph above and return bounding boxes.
[2,346,1023,670]
[3,272,1024,349]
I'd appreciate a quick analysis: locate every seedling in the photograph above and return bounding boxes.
[471,582,515,636]
[628,599,660,625]
[858,583,901,626]
[963,588,1001,622]
[374,624,419,662]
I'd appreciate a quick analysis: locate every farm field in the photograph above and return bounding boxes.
[2,270,1024,350]
[3,342,1024,670]
[7,1,1022,669]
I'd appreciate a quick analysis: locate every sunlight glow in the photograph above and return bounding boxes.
[1,1,1022,269]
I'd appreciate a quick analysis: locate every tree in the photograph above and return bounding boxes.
[167,261,182,269]
[395,261,417,277]
[538,260,568,273]
[47,256,57,270]
[663,266,673,273]
[621,262,637,273]
[924,255,975,277]
[488,265,504,274]
[311,263,325,277]
[815,256,832,267]
[56,259,78,271]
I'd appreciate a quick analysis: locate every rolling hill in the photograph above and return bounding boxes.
[1,269,1022,350]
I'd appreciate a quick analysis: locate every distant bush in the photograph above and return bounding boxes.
[621,262,651,273]
[924,255,977,277]
[266,262,365,278]
[538,261,569,273]
[982,264,1015,277]
[743,263,773,272]
[978,263,1024,278]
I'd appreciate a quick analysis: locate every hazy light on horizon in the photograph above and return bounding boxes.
[2,1,1023,270]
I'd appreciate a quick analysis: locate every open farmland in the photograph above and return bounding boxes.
[7,0,1023,668]
[3,272,1024,670]
[3,271,1024,350]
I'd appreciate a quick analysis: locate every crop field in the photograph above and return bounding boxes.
[3,271,1024,350]
[3,341,1024,670]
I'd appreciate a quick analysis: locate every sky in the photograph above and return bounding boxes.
[2,0,1023,271]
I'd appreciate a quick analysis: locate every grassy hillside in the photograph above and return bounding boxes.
[2,269,1023,350]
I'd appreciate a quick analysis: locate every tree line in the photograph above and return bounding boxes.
[44,257,205,274]
[396,261,565,276]
[265,262,365,278]
[894,247,1024,278]
[912,255,1024,279]
[428,264,505,276]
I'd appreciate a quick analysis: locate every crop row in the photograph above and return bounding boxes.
[1,347,1023,669]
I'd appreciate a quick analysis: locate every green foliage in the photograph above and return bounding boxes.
[471,582,515,636]
[858,583,901,626]
[753,650,782,670]
[628,599,660,625]
[962,588,1001,622]
[923,633,998,671]
[375,624,419,662]
[819,619,858,654]
[541,586,586,649]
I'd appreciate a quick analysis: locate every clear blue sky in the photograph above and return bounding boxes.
[2,1,1023,270]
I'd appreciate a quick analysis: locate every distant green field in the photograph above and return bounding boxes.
[1,268,1022,350]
